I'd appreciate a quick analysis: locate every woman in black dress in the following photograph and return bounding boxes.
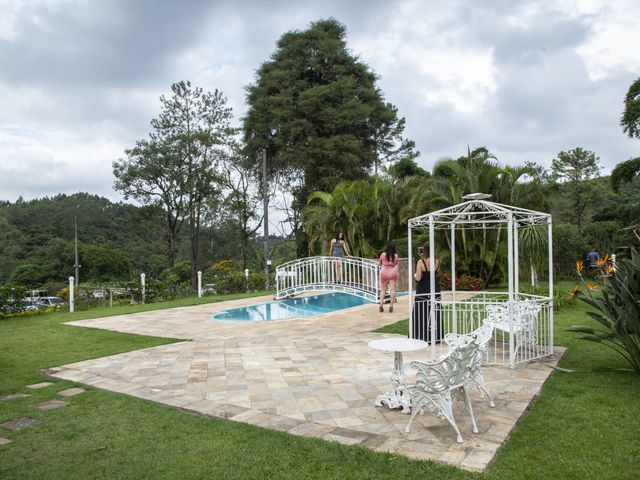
[412,242,442,342]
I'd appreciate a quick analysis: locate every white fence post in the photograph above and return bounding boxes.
[141,273,146,304]
[197,271,202,298]
[69,276,75,313]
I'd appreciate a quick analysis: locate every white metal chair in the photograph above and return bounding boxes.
[444,324,495,407]
[483,302,541,362]
[405,340,480,443]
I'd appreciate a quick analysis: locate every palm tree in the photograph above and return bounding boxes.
[304,191,338,255]
[519,224,548,287]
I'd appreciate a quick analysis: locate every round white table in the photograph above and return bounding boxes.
[368,337,428,413]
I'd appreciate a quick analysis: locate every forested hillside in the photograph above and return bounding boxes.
[0,192,290,289]
[1,173,637,290]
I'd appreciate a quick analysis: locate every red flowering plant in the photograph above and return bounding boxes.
[440,272,486,291]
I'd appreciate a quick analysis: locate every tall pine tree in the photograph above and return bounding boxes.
[243,18,416,215]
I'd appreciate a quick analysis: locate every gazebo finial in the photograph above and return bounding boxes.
[462,193,492,200]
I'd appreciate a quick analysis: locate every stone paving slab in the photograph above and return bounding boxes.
[0,393,31,402]
[34,400,69,411]
[49,295,565,472]
[26,382,54,389]
[57,387,86,397]
[0,437,12,446]
[1,417,43,431]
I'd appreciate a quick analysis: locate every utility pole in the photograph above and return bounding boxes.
[263,149,269,290]
[74,210,80,286]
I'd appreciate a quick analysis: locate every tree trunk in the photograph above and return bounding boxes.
[166,212,176,269]
[530,261,537,288]
[189,206,199,291]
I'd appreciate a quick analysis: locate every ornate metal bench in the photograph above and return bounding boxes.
[483,301,541,361]
[405,338,484,443]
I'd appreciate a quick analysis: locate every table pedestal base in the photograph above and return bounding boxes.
[374,351,412,414]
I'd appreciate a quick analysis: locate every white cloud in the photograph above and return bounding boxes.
[555,0,640,80]
[0,136,123,201]
[352,2,497,114]
[0,0,639,203]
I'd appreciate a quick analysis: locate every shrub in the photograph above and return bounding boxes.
[210,260,242,274]
[439,272,486,291]
[567,248,640,374]
[213,272,245,294]
[0,285,26,315]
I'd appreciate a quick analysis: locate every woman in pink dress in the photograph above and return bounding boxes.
[379,243,398,312]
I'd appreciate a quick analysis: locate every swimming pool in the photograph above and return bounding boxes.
[212,292,370,322]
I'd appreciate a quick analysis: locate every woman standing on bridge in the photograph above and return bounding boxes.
[329,231,351,282]
[379,243,399,312]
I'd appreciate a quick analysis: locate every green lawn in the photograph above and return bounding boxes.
[1,290,639,479]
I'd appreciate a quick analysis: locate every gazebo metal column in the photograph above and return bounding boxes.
[428,216,437,360]
[450,222,456,336]
[548,216,554,355]
[408,221,414,339]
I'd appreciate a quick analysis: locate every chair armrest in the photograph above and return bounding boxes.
[444,333,472,349]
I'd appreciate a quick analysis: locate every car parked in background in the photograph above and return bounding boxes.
[92,289,105,299]
[35,296,65,309]
[203,284,217,295]
[25,289,48,303]
[20,299,39,311]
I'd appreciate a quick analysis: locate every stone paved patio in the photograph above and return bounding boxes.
[47,294,563,472]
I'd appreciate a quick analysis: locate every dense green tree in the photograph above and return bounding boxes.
[81,244,132,283]
[9,264,48,287]
[386,157,429,180]
[219,155,263,270]
[370,104,419,175]
[621,77,640,139]
[611,157,640,193]
[114,140,188,269]
[0,213,25,282]
[551,147,601,229]
[114,81,234,289]
[243,18,416,228]
[429,147,503,211]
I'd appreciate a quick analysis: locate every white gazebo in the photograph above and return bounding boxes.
[408,193,554,368]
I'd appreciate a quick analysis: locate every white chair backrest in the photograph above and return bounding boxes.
[512,301,541,327]
[411,341,478,393]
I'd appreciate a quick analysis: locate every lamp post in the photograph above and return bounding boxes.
[263,149,270,291]
[74,209,80,286]
[140,273,146,304]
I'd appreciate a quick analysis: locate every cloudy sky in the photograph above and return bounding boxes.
[1,0,639,204]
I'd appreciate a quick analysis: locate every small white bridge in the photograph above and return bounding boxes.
[275,256,380,302]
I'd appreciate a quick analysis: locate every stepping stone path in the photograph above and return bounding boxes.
[34,400,69,411]
[2,417,43,431]
[57,387,85,397]
[0,438,12,446]
[0,393,31,402]
[26,382,54,389]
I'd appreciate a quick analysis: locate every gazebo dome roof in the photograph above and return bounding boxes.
[408,194,551,230]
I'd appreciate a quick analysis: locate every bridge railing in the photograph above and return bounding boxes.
[275,256,380,302]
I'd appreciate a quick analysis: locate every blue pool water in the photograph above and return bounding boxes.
[212,292,369,322]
